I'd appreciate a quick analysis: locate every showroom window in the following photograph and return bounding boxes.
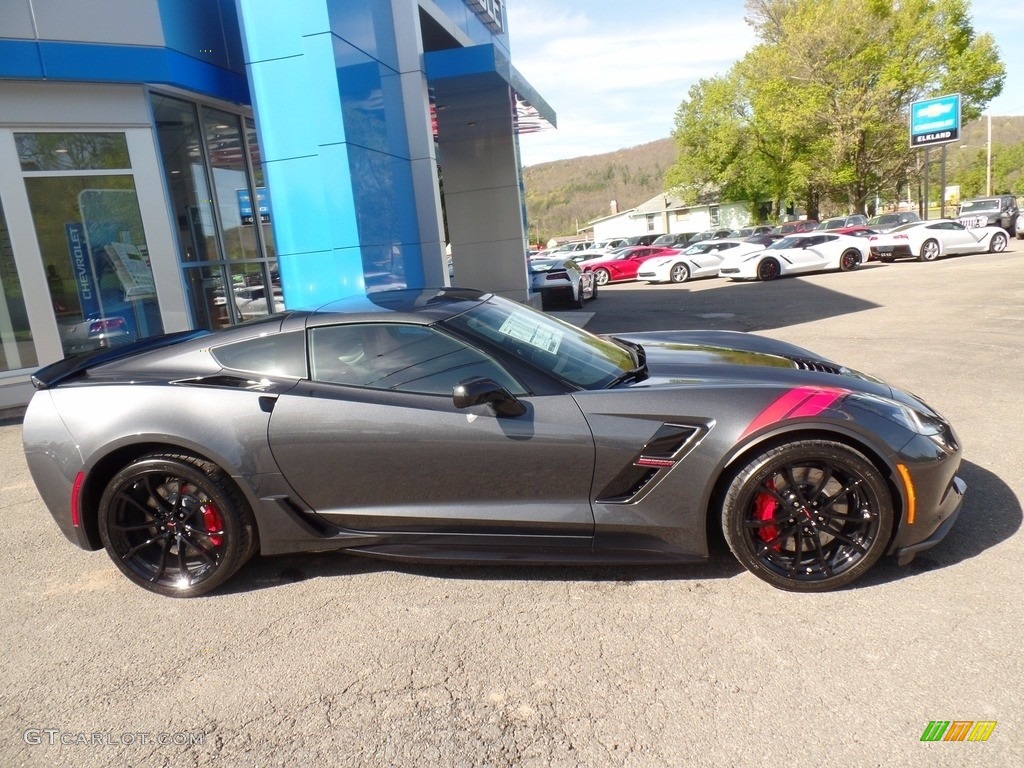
[16,132,164,357]
[0,195,37,372]
[152,94,277,331]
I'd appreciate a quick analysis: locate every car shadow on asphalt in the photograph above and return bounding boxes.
[223,458,1015,596]
[857,458,1020,589]
[583,278,882,335]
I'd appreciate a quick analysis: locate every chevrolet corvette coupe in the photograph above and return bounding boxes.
[719,233,867,281]
[23,289,965,597]
[867,219,1009,262]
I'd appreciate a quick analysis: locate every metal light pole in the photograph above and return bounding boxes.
[986,112,992,196]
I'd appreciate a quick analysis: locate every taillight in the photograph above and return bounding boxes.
[88,317,126,334]
[546,271,569,281]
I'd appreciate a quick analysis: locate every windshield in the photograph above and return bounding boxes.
[442,295,636,389]
[959,199,999,212]
[767,236,806,249]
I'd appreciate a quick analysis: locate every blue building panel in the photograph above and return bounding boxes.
[0,40,44,78]
[156,0,245,73]
[326,0,400,73]
[0,39,249,104]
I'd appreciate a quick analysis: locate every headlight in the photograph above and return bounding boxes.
[849,393,944,436]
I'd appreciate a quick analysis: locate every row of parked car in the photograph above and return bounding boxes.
[524,195,1021,305]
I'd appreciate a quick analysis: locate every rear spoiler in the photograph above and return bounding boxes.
[31,330,211,390]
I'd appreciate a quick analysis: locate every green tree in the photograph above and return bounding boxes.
[668,0,1005,217]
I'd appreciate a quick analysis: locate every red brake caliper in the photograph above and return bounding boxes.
[755,486,780,550]
[200,503,224,547]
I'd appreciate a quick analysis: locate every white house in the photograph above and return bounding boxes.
[583,193,756,241]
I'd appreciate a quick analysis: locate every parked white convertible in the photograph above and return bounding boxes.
[868,219,1009,262]
[718,233,867,281]
[637,239,764,283]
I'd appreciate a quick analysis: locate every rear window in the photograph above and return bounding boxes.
[211,331,306,378]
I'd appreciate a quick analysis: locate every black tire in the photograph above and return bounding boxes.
[721,440,894,592]
[593,268,611,286]
[99,453,258,597]
[572,284,586,309]
[839,249,860,272]
[588,282,599,301]
[757,258,781,281]
[669,262,690,283]
[989,232,1007,253]
[918,239,940,262]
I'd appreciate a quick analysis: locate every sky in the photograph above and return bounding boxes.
[507,0,1024,167]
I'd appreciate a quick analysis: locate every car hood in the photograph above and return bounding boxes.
[610,330,896,399]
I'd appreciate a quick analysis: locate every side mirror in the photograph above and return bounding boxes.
[453,376,527,417]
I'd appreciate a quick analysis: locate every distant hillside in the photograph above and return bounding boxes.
[522,138,675,245]
[522,116,1024,243]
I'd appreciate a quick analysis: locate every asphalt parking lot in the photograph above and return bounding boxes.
[2,240,1023,767]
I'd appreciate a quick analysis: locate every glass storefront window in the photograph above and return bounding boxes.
[23,174,164,356]
[16,132,130,172]
[153,94,278,330]
[182,265,230,330]
[204,109,260,262]
[0,196,37,372]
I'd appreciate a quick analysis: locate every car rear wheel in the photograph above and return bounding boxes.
[989,232,1008,253]
[593,268,611,286]
[918,239,940,262]
[573,283,586,309]
[721,439,894,592]
[839,249,860,272]
[756,258,781,281]
[669,263,690,283]
[98,453,257,597]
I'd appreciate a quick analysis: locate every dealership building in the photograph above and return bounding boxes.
[0,0,553,408]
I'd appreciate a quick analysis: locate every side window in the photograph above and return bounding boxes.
[309,323,525,396]
[211,330,306,378]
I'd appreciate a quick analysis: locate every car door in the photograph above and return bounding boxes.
[694,242,737,276]
[784,235,832,273]
[267,321,597,537]
[934,221,983,253]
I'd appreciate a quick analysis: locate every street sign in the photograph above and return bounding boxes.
[910,94,961,148]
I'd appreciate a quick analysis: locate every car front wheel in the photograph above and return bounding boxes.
[98,453,257,597]
[989,232,1008,253]
[593,268,611,286]
[670,263,690,283]
[918,239,940,262]
[756,258,781,281]
[721,439,894,592]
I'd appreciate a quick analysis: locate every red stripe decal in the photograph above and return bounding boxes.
[740,386,846,440]
[635,457,676,468]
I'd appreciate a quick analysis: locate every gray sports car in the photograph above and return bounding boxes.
[22,288,965,597]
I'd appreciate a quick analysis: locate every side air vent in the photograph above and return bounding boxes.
[787,357,842,375]
[597,423,707,503]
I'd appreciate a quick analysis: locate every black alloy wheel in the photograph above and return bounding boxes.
[722,440,894,592]
[670,263,690,283]
[839,249,860,272]
[98,453,257,597]
[756,258,781,281]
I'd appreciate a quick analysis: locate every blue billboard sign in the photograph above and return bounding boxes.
[237,187,271,225]
[910,94,961,148]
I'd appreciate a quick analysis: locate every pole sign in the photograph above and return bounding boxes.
[910,94,961,148]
